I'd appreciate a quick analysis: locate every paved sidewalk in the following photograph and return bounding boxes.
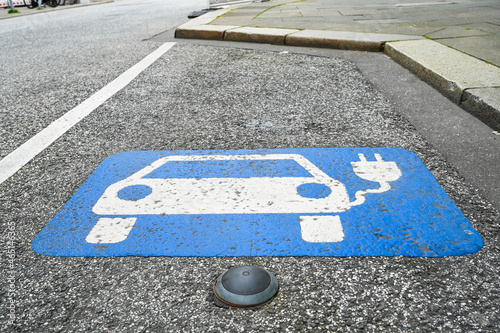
[176,0,500,131]
[0,0,112,19]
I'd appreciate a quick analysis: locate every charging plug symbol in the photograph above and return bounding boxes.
[349,153,402,207]
[352,153,402,182]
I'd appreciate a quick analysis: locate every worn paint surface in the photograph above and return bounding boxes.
[32,148,483,257]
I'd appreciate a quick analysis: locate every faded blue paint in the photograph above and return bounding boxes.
[32,148,484,257]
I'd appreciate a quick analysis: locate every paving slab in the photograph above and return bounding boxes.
[426,27,491,39]
[436,34,500,69]
[180,7,234,27]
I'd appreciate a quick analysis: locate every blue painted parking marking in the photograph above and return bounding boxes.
[32,148,483,257]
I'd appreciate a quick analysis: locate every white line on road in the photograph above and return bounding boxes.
[0,42,176,185]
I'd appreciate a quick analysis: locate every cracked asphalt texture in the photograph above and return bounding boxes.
[1,1,499,331]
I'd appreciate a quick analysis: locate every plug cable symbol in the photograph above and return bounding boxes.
[349,153,402,207]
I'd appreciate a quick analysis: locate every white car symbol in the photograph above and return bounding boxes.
[87,153,401,244]
[92,154,350,216]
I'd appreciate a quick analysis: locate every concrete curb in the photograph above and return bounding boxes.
[225,26,299,45]
[175,10,424,51]
[176,24,423,51]
[175,7,500,131]
[385,40,500,131]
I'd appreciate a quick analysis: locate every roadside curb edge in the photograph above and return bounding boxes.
[175,9,500,131]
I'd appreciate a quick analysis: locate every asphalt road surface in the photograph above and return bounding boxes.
[1,0,499,331]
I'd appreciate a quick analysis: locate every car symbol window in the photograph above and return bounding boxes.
[92,154,350,216]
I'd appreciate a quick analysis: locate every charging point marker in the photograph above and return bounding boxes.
[32,148,483,257]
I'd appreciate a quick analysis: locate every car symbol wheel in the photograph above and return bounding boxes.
[296,183,332,199]
[117,185,153,201]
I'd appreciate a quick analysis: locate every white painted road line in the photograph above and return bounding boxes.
[0,42,176,185]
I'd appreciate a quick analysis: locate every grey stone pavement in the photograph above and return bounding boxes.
[176,0,500,132]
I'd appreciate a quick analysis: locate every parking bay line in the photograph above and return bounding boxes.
[0,42,177,185]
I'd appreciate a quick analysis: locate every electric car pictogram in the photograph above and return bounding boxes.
[31,148,484,257]
[88,153,402,244]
